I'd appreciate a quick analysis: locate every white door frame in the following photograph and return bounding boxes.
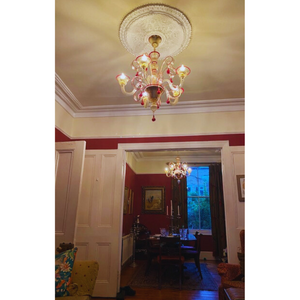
[118,140,239,263]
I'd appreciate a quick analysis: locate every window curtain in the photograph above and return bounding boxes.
[209,163,227,259]
[171,177,187,228]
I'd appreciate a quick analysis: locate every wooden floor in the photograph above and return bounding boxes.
[93,259,221,300]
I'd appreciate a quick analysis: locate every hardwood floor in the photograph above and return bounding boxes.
[94,259,221,300]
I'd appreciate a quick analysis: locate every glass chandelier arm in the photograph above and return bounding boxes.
[160,56,175,74]
[165,90,179,105]
[162,79,179,91]
[170,97,179,105]
[120,85,137,96]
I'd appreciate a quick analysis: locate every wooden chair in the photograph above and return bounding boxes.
[181,233,203,279]
[157,236,185,289]
[145,238,160,275]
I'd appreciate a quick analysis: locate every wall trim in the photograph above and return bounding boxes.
[118,141,229,152]
[55,73,244,118]
[63,131,245,140]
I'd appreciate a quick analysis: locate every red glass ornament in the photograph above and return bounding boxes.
[152,115,156,122]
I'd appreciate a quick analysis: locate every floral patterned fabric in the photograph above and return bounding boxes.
[55,247,78,297]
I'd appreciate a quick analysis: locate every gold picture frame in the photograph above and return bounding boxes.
[123,186,129,214]
[236,175,245,202]
[142,186,165,214]
[129,190,134,214]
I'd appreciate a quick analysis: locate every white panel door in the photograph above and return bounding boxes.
[55,141,86,249]
[75,150,125,298]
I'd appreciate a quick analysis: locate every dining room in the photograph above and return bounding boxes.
[117,148,232,299]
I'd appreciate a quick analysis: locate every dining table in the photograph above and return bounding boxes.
[149,233,196,242]
[145,233,196,275]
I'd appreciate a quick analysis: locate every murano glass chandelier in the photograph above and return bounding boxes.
[116,35,191,122]
[165,157,192,184]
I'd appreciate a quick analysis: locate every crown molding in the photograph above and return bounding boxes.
[55,73,244,118]
[131,151,221,163]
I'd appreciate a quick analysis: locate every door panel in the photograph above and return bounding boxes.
[75,150,125,297]
[55,141,86,249]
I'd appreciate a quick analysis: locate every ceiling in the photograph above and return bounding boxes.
[55,0,244,118]
[55,0,244,162]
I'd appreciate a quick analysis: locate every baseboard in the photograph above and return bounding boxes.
[200,251,215,261]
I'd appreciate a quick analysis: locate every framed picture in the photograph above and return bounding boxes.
[129,191,134,214]
[236,175,245,202]
[142,186,165,214]
[123,186,129,214]
[128,189,132,214]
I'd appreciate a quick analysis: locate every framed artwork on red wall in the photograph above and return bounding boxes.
[129,191,134,214]
[142,186,165,214]
[236,175,245,202]
[124,186,129,214]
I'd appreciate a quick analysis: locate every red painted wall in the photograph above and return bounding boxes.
[134,173,172,235]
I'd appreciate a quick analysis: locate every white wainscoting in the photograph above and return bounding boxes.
[122,234,133,266]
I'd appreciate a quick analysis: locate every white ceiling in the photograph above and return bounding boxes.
[55,0,244,161]
[55,0,244,118]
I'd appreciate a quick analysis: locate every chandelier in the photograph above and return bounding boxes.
[116,35,190,122]
[165,157,192,184]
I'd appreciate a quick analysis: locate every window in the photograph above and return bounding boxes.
[187,166,211,230]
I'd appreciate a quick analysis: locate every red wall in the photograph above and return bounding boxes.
[122,164,172,236]
[134,173,172,235]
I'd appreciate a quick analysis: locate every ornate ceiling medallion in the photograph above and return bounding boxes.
[119,4,192,59]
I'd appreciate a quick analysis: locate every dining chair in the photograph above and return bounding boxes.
[157,236,185,289]
[181,233,203,279]
[145,238,160,275]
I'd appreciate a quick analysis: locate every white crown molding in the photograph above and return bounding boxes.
[131,152,221,163]
[55,73,245,118]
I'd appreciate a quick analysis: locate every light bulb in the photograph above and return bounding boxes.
[180,65,185,72]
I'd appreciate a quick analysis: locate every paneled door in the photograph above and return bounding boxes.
[75,150,125,298]
[55,141,86,249]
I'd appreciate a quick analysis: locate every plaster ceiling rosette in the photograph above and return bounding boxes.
[119,4,192,59]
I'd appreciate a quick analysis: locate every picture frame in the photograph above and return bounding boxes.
[236,175,245,202]
[142,186,165,214]
[129,191,134,214]
[128,189,132,214]
[123,186,129,214]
